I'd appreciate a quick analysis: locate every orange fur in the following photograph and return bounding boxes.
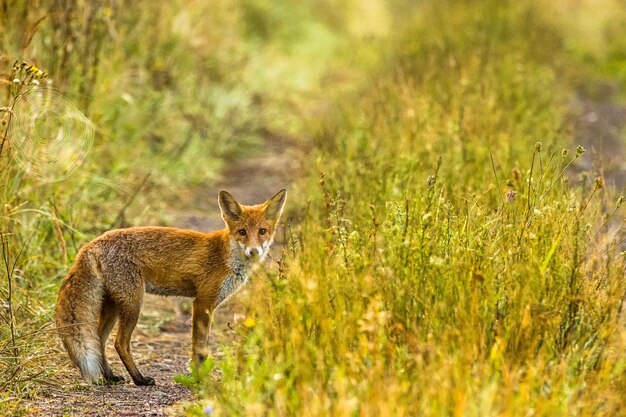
[55,189,286,385]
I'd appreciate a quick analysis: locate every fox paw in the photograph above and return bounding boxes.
[105,374,126,384]
[134,376,155,386]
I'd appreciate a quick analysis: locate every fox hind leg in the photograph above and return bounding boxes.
[103,260,154,386]
[113,289,154,386]
[98,298,124,383]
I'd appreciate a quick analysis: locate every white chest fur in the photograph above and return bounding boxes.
[214,240,264,308]
[215,261,248,308]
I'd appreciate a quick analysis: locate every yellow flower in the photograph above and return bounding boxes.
[243,317,256,328]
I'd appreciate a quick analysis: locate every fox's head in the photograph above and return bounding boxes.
[218,189,287,260]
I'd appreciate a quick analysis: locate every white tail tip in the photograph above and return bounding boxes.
[79,352,102,382]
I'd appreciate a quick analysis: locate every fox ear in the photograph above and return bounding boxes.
[218,191,243,223]
[263,189,287,222]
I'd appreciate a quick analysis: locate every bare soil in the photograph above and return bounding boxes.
[569,84,626,189]
[26,132,301,416]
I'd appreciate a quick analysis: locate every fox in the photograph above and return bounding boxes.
[55,189,286,386]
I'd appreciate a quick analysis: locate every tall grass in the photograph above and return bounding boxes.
[0,0,346,412]
[185,1,626,416]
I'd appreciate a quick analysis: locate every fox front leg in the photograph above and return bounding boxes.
[191,297,213,367]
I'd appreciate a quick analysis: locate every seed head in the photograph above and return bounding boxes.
[426,175,436,188]
[535,142,543,152]
[594,176,604,189]
[512,167,521,182]
[617,196,624,208]
[562,149,569,157]
[576,145,586,157]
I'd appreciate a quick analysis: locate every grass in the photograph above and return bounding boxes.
[182,1,626,416]
[0,0,347,412]
[1,0,626,416]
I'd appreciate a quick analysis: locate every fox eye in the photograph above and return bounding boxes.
[259,228,267,235]
[238,229,246,236]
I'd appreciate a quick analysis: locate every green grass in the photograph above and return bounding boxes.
[182,1,626,416]
[1,0,625,416]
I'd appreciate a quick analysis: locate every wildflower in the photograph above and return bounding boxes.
[506,189,517,203]
[576,145,586,157]
[12,78,20,83]
[243,317,256,328]
[204,404,214,415]
[594,176,604,189]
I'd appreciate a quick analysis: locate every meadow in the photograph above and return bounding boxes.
[1,1,625,416]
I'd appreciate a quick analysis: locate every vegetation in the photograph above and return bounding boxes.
[1,0,625,416]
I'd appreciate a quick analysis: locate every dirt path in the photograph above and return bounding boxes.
[569,82,626,190]
[569,82,626,258]
[27,132,301,416]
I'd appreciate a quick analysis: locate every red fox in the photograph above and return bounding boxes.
[55,189,286,385]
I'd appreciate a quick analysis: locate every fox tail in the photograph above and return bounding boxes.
[55,253,104,382]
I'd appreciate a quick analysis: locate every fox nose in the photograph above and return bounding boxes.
[249,248,258,256]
